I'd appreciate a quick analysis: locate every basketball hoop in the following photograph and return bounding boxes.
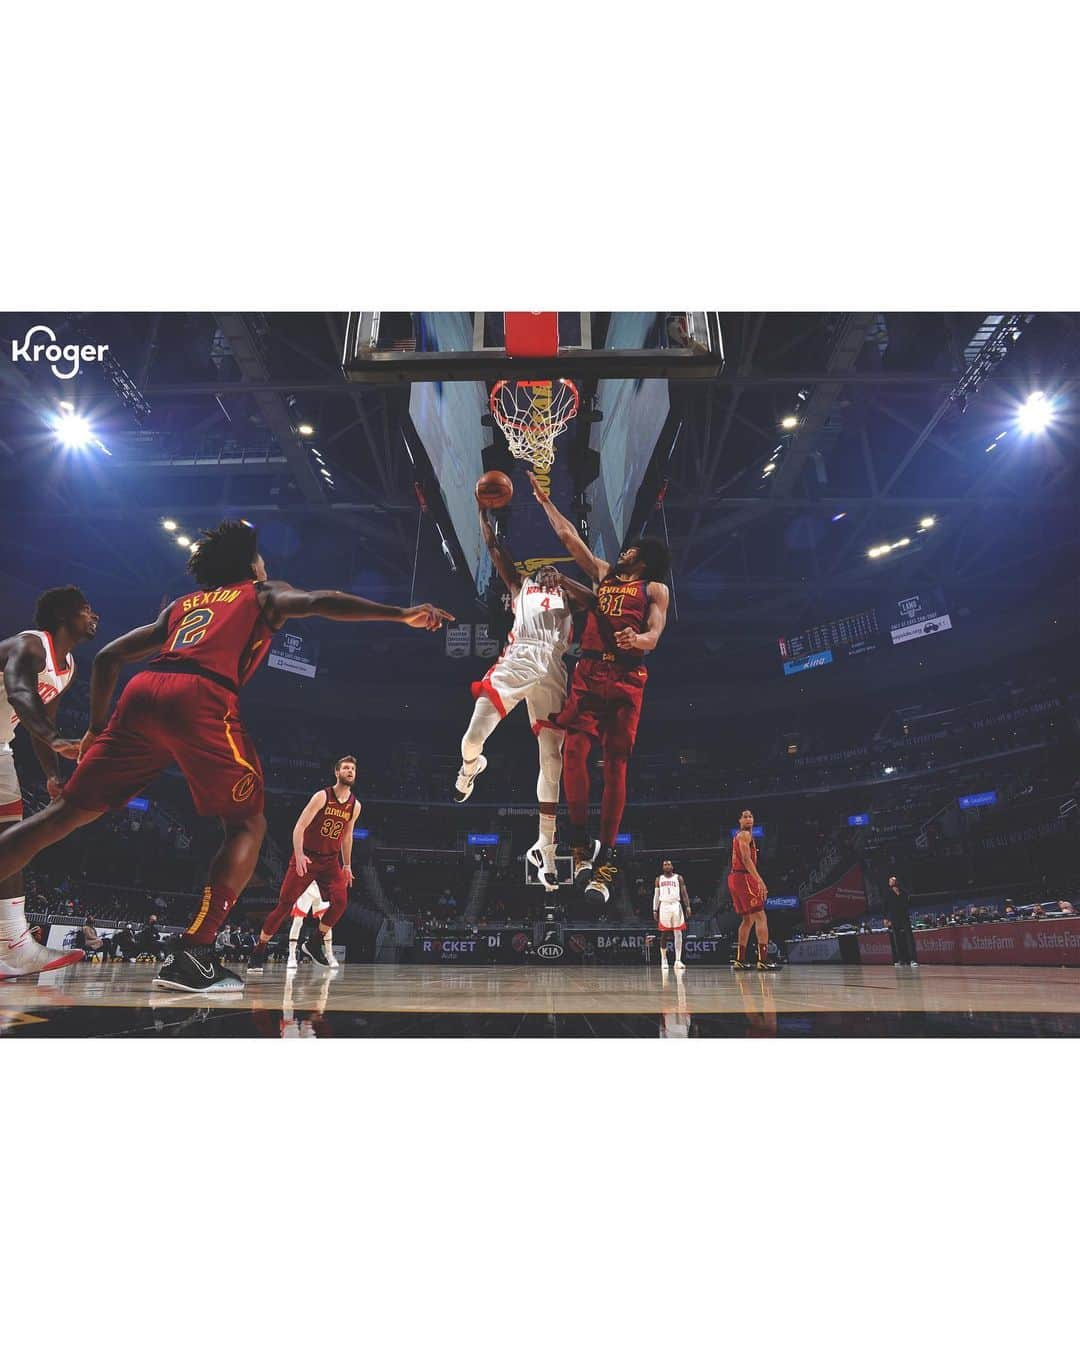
[490,378,580,474]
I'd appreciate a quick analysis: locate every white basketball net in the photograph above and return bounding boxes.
[490,379,580,474]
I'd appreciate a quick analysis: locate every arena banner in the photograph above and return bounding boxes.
[787,937,842,964]
[414,930,530,963]
[857,932,895,964]
[802,863,867,932]
[913,918,1080,967]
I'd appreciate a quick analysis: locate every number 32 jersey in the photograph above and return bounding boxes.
[303,786,356,859]
[150,580,274,688]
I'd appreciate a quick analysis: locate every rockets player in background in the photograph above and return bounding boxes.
[454,499,596,891]
[527,471,670,906]
[0,587,98,979]
[653,858,691,970]
[248,755,361,973]
[0,520,452,993]
[728,809,779,971]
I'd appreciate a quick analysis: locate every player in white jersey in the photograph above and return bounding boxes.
[454,501,595,889]
[653,858,691,970]
[0,586,99,978]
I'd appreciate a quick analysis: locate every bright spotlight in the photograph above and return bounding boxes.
[177,535,191,547]
[54,413,92,449]
[883,765,897,775]
[162,519,177,532]
[298,423,315,436]
[831,512,847,522]
[896,537,911,547]
[189,542,199,552]
[920,516,936,529]
[1017,391,1053,434]
[780,415,798,429]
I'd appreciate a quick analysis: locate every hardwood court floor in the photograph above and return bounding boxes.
[3,961,1080,1036]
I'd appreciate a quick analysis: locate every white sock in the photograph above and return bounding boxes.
[289,915,304,943]
[674,931,684,962]
[0,896,27,943]
[538,814,556,848]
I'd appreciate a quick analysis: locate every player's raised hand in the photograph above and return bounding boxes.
[526,470,550,504]
[402,604,455,631]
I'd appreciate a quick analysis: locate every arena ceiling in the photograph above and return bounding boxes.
[2,312,1078,664]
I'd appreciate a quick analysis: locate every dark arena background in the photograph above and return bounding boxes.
[2,310,1079,1037]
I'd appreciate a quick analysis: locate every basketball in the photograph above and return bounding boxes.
[476,469,513,508]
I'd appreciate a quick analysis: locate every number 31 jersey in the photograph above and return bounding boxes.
[150,579,274,688]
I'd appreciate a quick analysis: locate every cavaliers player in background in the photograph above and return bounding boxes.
[0,587,98,978]
[0,521,452,993]
[527,471,670,905]
[653,858,691,970]
[248,754,361,973]
[728,809,779,971]
[454,498,596,891]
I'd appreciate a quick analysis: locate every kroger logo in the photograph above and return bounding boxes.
[10,325,109,381]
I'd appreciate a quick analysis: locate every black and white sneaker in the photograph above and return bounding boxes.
[572,837,602,890]
[526,840,560,893]
[153,946,244,994]
[301,936,330,967]
[453,754,487,803]
[248,944,269,974]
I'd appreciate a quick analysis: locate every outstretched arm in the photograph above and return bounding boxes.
[554,573,598,611]
[479,503,522,595]
[4,635,80,759]
[615,582,670,653]
[526,471,610,583]
[86,607,173,739]
[259,582,453,632]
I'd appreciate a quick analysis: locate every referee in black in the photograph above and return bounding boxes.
[886,875,918,968]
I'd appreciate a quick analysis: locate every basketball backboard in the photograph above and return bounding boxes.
[342,312,724,383]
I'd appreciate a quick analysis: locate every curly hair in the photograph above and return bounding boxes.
[188,520,259,588]
[631,536,671,582]
[34,585,89,631]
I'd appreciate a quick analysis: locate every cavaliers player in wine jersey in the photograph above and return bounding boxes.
[728,809,778,970]
[454,499,596,890]
[0,520,452,993]
[527,471,670,905]
[0,587,98,978]
[248,755,361,973]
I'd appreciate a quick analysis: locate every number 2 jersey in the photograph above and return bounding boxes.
[150,580,274,689]
[302,786,356,859]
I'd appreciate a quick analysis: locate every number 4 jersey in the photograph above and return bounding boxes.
[150,580,274,689]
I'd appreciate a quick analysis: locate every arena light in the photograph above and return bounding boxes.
[896,537,911,547]
[1016,390,1053,434]
[883,765,897,775]
[162,519,177,532]
[177,535,191,548]
[919,516,936,529]
[189,542,198,552]
[297,423,315,436]
[831,511,847,522]
[54,412,92,449]
[780,415,798,429]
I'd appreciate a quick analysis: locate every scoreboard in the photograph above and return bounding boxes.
[783,607,880,669]
[779,591,952,676]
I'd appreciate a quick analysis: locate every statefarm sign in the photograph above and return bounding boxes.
[802,863,868,932]
[912,918,1080,967]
